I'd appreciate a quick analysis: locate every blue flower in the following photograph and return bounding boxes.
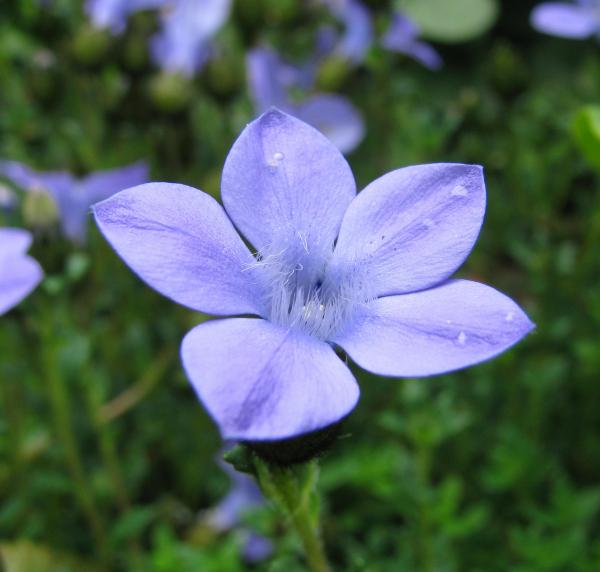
[382,12,443,71]
[0,161,149,244]
[247,46,365,154]
[151,0,232,77]
[93,109,534,442]
[321,0,374,64]
[531,1,600,39]
[0,228,43,316]
[85,0,168,35]
[203,446,272,562]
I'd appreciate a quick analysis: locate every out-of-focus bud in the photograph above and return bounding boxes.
[23,189,59,230]
[72,24,112,65]
[205,54,243,98]
[148,72,193,112]
[264,0,299,25]
[29,49,58,100]
[316,55,351,92]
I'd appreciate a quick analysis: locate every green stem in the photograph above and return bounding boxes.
[254,458,331,572]
[40,311,108,562]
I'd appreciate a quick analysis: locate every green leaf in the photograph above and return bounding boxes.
[398,0,499,43]
[572,105,600,172]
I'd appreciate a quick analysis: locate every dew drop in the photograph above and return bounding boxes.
[451,185,469,197]
[273,152,284,161]
[457,331,467,345]
[505,311,514,322]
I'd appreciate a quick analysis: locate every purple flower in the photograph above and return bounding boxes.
[322,0,374,63]
[93,109,535,441]
[0,228,43,316]
[382,12,443,71]
[151,0,232,77]
[531,1,600,39]
[85,0,168,34]
[0,161,149,244]
[203,446,273,562]
[247,47,365,154]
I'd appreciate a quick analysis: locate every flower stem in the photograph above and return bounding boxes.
[254,457,331,572]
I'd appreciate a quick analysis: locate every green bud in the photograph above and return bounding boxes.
[148,72,193,113]
[316,55,351,92]
[205,55,244,97]
[72,24,112,65]
[23,189,59,229]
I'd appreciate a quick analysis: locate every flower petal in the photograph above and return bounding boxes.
[0,229,43,316]
[151,0,231,76]
[247,47,290,113]
[531,3,597,38]
[221,109,356,265]
[57,162,150,244]
[0,160,74,195]
[326,0,374,63]
[181,318,360,440]
[331,163,486,297]
[296,94,365,154]
[93,182,266,316]
[0,228,33,257]
[334,280,535,377]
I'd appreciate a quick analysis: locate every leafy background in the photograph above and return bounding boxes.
[1,0,600,570]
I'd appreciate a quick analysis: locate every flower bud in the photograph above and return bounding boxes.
[23,189,59,230]
[316,55,351,92]
[72,24,111,65]
[148,72,193,113]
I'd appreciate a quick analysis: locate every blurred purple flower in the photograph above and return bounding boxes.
[202,446,272,562]
[85,0,167,34]
[531,1,600,38]
[0,228,43,316]
[0,161,149,243]
[322,0,374,63]
[247,47,365,154]
[382,12,443,70]
[151,0,232,77]
[93,109,535,441]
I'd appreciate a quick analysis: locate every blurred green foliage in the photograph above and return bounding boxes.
[1,0,600,571]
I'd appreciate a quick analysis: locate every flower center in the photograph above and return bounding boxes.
[248,242,369,340]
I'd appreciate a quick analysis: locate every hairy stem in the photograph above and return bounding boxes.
[254,458,331,572]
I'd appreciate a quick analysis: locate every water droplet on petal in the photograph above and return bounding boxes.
[273,152,284,161]
[451,185,469,197]
[457,331,467,345]
[505,311,514,322]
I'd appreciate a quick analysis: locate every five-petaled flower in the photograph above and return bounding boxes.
[0,228,43,316]
[0,161,149,244]
[93,109,535,442]
[247,46,365,154]
[531,1,600,39]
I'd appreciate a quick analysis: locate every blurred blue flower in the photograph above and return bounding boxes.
[93,109,534,441]
[85,0,168,34]
[202,446,272,562]
[0,161,149,243]
[151,0,232,77]
[531,1,600,38]
[321,0,374,63]
[247,46,365,154]
[0,228,43,316]
[382,12,443,70]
